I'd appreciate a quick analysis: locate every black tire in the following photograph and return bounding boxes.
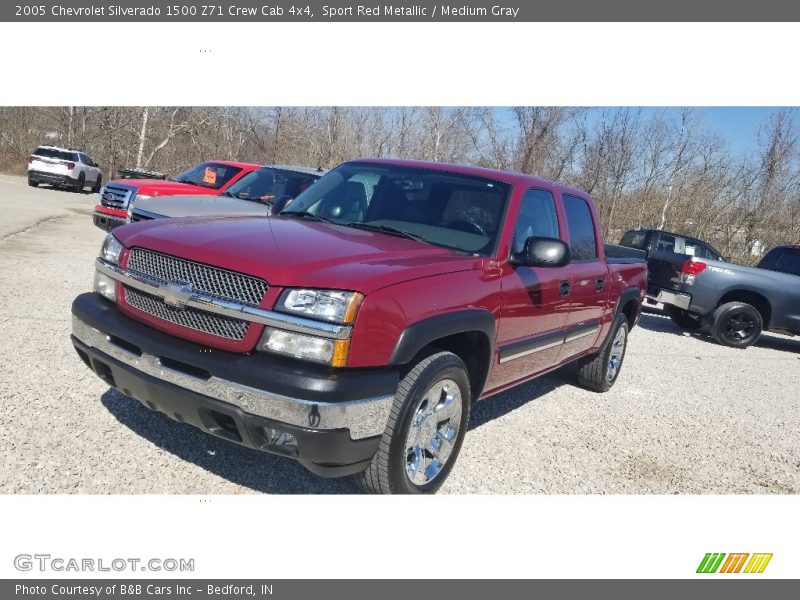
[74,173,85,193]
[665,305,703,331]
[576,314,629,392]
[91,175,102,193]
[710,301,762,348]
[356,351,471,494]
[28,177,38,187]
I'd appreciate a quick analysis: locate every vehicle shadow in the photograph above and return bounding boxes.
[468,368,573,430]
[637,307,800,354]
[100,389,359,494]
[636,308,707,337]
[101,366,574,494]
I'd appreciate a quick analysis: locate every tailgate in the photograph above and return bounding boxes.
[647,250,687,292]
[31,156,69,173]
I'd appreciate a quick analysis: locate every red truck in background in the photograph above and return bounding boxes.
[93,160,261,231]
[72,158,647,494]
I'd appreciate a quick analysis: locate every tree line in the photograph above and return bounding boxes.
[1,106,798,262]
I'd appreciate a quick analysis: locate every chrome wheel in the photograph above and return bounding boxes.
[403,378,463,486]
[606,326,627,382]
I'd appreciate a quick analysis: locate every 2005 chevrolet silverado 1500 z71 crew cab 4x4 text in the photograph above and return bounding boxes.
[71,159,647,494]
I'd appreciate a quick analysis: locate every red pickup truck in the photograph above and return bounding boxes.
[93,160,261,231]
[72,159,647,494]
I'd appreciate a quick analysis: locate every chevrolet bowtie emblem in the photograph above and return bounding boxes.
[160,282,193,309]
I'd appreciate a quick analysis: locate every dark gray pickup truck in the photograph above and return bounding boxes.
[625,240,800,348]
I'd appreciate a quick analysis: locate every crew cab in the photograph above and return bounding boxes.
[71,159,647,494]
[93,160,261,231]
[633,243,800,348]
[128,165,325,223]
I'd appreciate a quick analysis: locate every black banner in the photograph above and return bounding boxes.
[4,0,800,22]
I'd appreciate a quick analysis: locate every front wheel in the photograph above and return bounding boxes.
[710,301,762,348]
[665,305,703,331]
[576,314,629,392]
[356,351,471,494]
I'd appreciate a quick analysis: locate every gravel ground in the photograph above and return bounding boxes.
[1,175,798,494]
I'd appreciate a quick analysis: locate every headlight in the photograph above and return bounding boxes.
[94,271,116,302]
[257,327,350,367]
[100,233,123,265]
[275,289,363,324]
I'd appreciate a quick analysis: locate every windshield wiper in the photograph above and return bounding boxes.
[281,211,340,224]
[221,190,239,198]
[341,222,429,243]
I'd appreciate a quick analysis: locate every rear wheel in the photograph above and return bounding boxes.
[356,351,471,494]
[665,305,702,331]
[710,301,762,348]
[73,173,85,193]
[577,313,629,392]
[91,175,102,193]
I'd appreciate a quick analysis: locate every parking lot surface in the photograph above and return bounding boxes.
[0,175,798,494]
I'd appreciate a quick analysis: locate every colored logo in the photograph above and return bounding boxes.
[697,553,773,574]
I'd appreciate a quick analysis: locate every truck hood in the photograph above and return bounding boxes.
[110,179,219,196]
[115,216,479,294]
[134,194,270,218]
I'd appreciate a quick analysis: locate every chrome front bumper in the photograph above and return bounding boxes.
[72,316,394,439]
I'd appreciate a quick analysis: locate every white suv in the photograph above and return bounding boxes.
[28,145,102,192]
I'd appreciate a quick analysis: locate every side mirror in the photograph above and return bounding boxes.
[511,237,571,268]
[265,194,294,215]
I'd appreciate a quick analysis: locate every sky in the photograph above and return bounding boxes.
[603,107,782,156]
[701,107,777,155]
[492,106,788,157]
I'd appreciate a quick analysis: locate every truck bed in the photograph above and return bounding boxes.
[604,243,647,264]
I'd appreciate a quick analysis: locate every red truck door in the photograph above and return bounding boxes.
[490,188,572,389]
[560,193,607,356]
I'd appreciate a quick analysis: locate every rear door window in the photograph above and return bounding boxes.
[685,241,720,260]
[655,233,677,253]
[563,194,598,261]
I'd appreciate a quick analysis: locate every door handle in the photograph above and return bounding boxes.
[595,277,605,292]
[559,280,571,297]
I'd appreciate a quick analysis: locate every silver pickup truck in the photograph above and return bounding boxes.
[127,165,325,223]
[634,242,800,348]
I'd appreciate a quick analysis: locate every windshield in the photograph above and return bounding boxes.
[224,167,319,202]
[282,163,511,255]
[173,162,243,190]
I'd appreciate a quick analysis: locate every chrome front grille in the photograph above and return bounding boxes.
[127,248,267,306]
[130,210,154,223]
[124,287,249,341]
[122,248,268,341]
[100,184,134,210]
